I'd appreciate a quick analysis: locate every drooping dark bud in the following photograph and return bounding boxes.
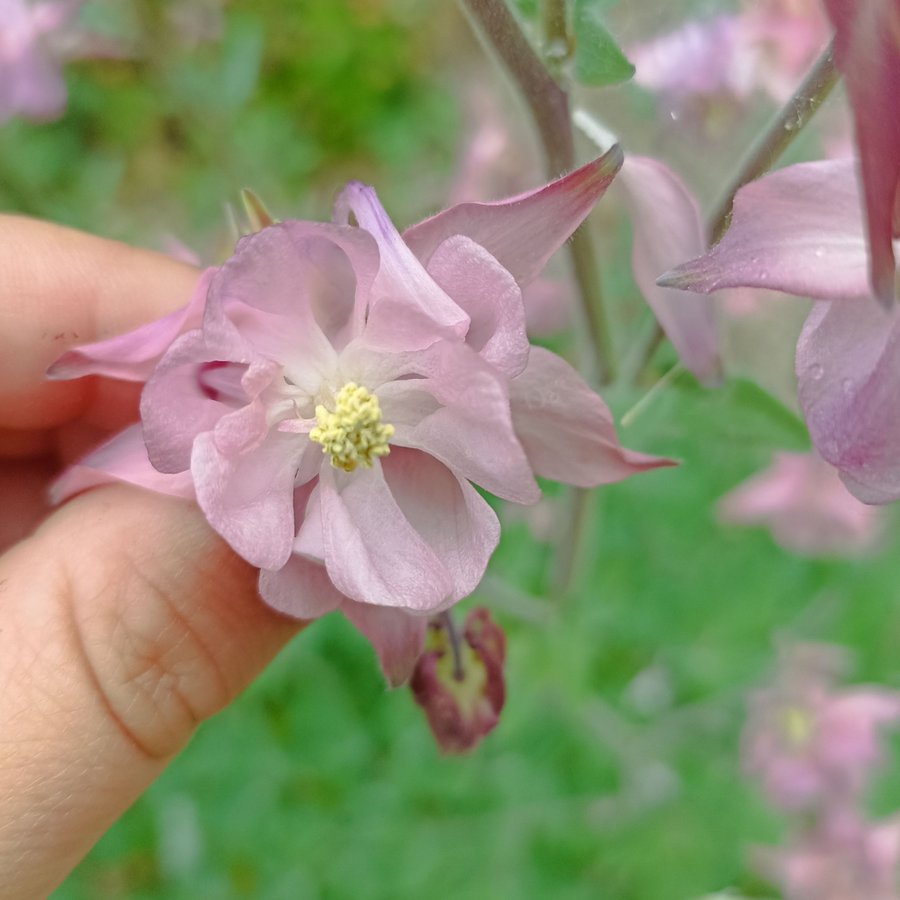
[410,608,506,753]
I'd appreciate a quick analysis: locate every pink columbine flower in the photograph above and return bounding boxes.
[821,0,900,305]
[629,0,828,109]
[718,450,883,557]
[0,0,82,123]
[49,149,674,684]
[743,644,900,812]
[658,158,900,505]
[758,813,900,900]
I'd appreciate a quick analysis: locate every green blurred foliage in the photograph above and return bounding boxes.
[0,0,457,248]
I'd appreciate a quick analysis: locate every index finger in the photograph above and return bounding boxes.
[0,215,198,430]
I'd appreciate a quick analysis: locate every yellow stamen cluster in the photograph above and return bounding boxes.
[309,382,394,472]
[781,705,814,748]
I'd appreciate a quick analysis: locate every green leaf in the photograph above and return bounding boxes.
[572,0,635,87]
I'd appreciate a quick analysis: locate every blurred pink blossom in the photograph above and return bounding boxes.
[49,151,674,684]
[0,0,80,122]
[759,813,900,900]
[718,451,883,557]
[630,0,828,108]
[744,644,900,812]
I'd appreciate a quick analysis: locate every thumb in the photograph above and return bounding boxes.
[0,484,301,899]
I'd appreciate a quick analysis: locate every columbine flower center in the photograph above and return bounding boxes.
[780,705,814,748]
[309,382,394,473]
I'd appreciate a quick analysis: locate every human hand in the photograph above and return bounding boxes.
[0,216,301,899]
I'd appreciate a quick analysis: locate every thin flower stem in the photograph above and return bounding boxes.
[541,0,572,77]
[550,486,592,598]
[439,611,466,682]
[708,40,838,243]
[620,362,684,430]
[459,0,615,384]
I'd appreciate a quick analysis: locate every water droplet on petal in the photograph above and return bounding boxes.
[809,363,824,380]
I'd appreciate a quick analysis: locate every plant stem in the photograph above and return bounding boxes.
[708,40,838,243]
[460,0,614,384]
[461,0,573,173]
[550,486,592,598]
[541,0,572,77]
[439,611,466,682]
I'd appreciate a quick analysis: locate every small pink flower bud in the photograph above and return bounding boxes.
[410,608,506,753]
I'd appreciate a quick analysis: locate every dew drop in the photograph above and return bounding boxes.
[809,363,824,380]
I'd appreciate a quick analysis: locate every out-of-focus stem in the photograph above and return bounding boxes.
[541,0,572,77]
[461,0,573,173]
[708,40,838,243]
[550,486,592,599]
[460,0,614,384]
[439,611,466,682]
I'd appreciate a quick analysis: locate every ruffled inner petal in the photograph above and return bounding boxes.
[317,463,455,612]
[426,234,529,378]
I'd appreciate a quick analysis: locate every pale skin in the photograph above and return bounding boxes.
[0,216,303,898]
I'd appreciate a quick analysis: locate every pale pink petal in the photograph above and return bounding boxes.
[425,234,529,378]
[659,160,872,301]
[522,278,571,336]
[140,332,244,474]
[203,223,357,375]
[797,299,900,503]
[48,268,214,382]
[333,182,470,350]
[378,342,540,504]
[819,689,900,774]
[823,0,900,304]
[317,464,455,612]
[618,156,721,384]
[262,477,363,619]
[509,347,675,486]
[340,601,428,687]
[403,147,624,288]
[382,447,500,600]
[49,424,194,504]
[257,557,344,620]
[191,430,302,570]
